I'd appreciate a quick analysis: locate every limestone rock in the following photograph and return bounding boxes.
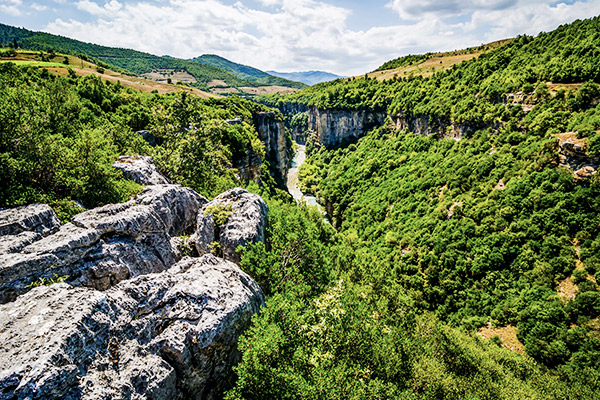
[194,188,268,263]
[0,254,265,400]
[554,132,600,180]
[0,203,60,237]
[307,107,386,148]
[253,112,288,186]
[0,185,206,303]
[113,155,169,185]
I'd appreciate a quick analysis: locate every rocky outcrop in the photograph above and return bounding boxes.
[391,114,481,140]
[253,112,289,186]
[0,254,265,400]
[0,185,206,303]
[0,204,61,255]
[0,203,60,237]
[113,155,170,185]
[193,188,268,264]
[555,132,599,180]
[308,108,387,148]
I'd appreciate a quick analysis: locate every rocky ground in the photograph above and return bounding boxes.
[0,156,269,399]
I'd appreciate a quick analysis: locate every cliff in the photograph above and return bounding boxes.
[252,111,290,187]
[308,108,387,148]
[271,102,480,150]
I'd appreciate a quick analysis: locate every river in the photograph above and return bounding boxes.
[286,143,330,222]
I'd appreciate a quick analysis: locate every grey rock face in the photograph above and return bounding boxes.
[555,132,599,180]
[0,203,60,236]
[253,112,288,186]
[0,254,265,400]
[391,113,485,140]
[113,155,170,186]
[233,150,262,185]
[194,188,268,263]
[307,108,386,148]
[0,185,207,303]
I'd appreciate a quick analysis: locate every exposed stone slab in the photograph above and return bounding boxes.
[0,254,265,400]
[194,188,268,263]
[0,204,60,237]
[0,185,207,303]
[113,155,170,186]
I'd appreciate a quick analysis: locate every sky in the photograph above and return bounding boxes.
[1,0,600,75]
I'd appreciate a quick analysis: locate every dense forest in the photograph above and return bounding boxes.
[226,16,600,399]
[2,14,600,400]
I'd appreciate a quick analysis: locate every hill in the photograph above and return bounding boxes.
[267,69,345,85]
[0,49,215,97]
[0,23,298,94]
[190,54,306,89]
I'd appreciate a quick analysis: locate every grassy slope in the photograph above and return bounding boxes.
[0,50,214,97]
[369,39,513,80]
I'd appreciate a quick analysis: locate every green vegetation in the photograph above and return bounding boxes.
[191,54,306,89]
[3,13,600,400]
[228,16,600,399]
[27,274,69,288]
[204,203,234,226]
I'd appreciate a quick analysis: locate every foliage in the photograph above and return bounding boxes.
[205,203,233,226]
[27,274,69,288]
[231,16,600,399]
[0,62,282,211]
[0,63,147,210]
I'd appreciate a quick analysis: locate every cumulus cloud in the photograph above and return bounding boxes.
[31,3,49,11]
[0,0,22,16]
[76,0,122,16]
[386,0,519,19]
[42,0,600,76]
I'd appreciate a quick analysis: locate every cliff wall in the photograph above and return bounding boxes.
[252,111,289,187]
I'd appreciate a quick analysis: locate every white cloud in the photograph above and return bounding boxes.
[471,1,600,40]
[42,0,600,76]
[0,0,22,16]
[386,0,518,19]
[31,3,49,11]
[76,0,122,16]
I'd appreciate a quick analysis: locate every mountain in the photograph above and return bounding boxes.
[0,23,299,93]
[266,70,345,85]
[190,54,306,89]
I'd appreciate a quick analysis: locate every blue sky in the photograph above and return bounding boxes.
[1,0,599,75]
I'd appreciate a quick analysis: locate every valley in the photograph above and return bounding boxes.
[1,11,600,400]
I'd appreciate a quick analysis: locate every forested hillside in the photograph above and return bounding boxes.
[225,16,600,399]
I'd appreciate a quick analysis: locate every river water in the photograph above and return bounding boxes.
[286,143,330,222]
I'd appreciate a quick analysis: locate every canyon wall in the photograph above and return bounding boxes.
[252,111,289,187]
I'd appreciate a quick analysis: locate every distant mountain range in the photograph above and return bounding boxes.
[0,23,304,92]
[266,70,345,85]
